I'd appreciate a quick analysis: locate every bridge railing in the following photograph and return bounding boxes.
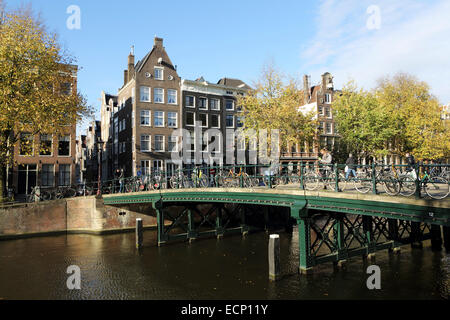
[95,163,449,200]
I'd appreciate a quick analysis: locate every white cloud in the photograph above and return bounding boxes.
[301,0,450,104]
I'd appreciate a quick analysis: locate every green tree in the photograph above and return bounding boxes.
[0,6,90,200]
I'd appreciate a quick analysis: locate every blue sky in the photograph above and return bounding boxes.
[5,0,450,135]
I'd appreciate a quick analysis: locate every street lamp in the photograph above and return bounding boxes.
[96,139,104,196]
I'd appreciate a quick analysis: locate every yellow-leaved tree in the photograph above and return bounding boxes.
[0,6,90,200]
[237,64,318,157]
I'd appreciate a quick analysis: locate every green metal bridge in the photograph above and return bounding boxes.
[103,186,450,273]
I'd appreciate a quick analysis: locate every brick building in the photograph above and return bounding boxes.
[8,65,78,198]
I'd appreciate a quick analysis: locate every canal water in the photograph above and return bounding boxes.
[0,228,448,300]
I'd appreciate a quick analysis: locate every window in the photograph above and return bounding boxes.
[199,113,208,127]
[154,135,164,152]
[187,132,195,152]
[226,99,234,111]
[140,86,150,102]
[326,122,332,134]
[226,115,234,128]
[319,122,324,134]
[211,114,220,128]
[41,164,54,187]
[325,107,331,118]
[61,83,72,95]
[140,110,151,126]
[168,136,178,152]
[236,116,243,128]
[20,133,34,156]
[325,93,332,104]
[154,111,164,127]
[154,67,163,80]
[210,99,220,110]
[58,164,71,186]
[58,135,70,156]
[120,142,126,154]
[154,88,164,103]
[120,119,126,132]
[226,91,234,95]
[168,112,177,128]
[168,89,177,104]
[185,95,195,108]
[318,106,324,115]
[186,111,195,126]
[141,135,151,152]
[40,134,52,156]
[141,160,151,176]
[199,97,208,110]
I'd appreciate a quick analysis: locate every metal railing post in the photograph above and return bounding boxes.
[372,162,377,195]
[300,161,304,190]
[415,163,421,199]
[335,163,340,193]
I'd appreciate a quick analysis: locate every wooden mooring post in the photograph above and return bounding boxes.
[136,218,143,249]
[269,234,281,281]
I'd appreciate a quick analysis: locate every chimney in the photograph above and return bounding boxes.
[154,37,163,47]
[303,75,311,104]
[127,46,135,82]
[124,70,128,86]
[322,72,333,91]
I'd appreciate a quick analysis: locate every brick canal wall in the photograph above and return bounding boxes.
[0,197,157,240]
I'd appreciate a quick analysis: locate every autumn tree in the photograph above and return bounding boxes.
[376,73,449,160]
[237,64,318,157]
[332,74,450,161]
[0,7,89,200]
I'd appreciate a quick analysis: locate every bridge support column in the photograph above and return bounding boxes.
[188,208,197,242]
[156,202,167,247]
[333,215,347,268]
[388,219,401,254]
[216,205,224,239]
[430,225,442,251]
[410,222,423,249]
[363,216,376,260]
[297,209,314,274]
[443,226,450,253]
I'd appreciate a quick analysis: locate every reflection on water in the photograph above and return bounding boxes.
[0,229,448,300]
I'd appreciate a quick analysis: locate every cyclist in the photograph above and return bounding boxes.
[345,153,357,181]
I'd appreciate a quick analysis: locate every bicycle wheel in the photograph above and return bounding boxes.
[382,174,400,196]
[41,190,52,201]
[424,177,449,200]
[65,188,77,198]
[355,173,371,194]
[303,172,319,191]
[26,192,35,203]
[398,175,416,197]
[325,172,338,190]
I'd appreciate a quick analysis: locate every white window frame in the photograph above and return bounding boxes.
[154,88,164,104]
[226,114,235,128]
[154,67,164,81]
[211,114,220,129]
[168,89,177,105]
[198,97,208,110]
[141,160,151,176]
[225,99,235,111]
[199,113,208,128]
[326,122,333,134]
[58,135,71,157]
[325,93,332,104]
[185,95,195,108]
[140,86,151,102]
[154,135,165,152]
[187,132,196,152]
[325,107,332,119]
[167,112,178,128]
[141,135,151,152]
[39,134,53,156]
[186,111,195,127]
[140,110,151,127]
[41,164,55,187]
[154,111,165,128]
[210,98,220,111]
[236,116,244,128]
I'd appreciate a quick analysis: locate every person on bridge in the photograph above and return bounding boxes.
[319,149,333,189]
[405,153,417,180]
[345,153,357,181]
[119,169,125,193]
